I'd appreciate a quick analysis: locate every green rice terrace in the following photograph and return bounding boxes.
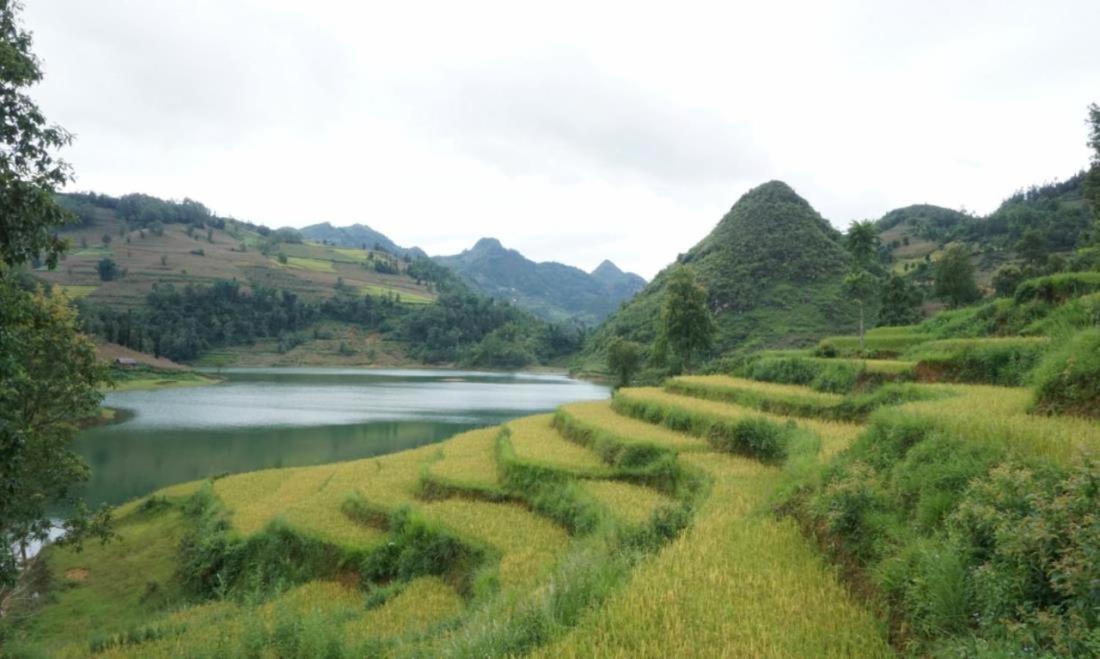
[7,273,1100,657]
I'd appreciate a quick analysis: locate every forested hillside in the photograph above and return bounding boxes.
[582,181,859,368]
[38,193,582,368]
[878,172,1096,286]
[435,238,646,325]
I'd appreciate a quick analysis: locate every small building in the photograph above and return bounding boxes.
[114,357,139,368]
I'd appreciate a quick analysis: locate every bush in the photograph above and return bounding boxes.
[1031,329,1100,418]
[610,394,791,463]
[907,337,1049,386]
[1014,272,1100,303]
[797,410,1100,656]
[96,258,119,281]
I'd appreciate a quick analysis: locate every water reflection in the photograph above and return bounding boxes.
[75,368,608,509]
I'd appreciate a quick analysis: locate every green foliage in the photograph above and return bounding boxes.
[584,181,857,370]
[1015,228,1049,267]
[934,245,981,308]
[878,274,923,325]
[906,337,1049,386]
[798,410,1100,655]
[842,270,879,349]
[991,263,1024,298]
[657,266,715,372]
[0,2,73,269]
[742,356,868,393]
[79,275,583,366]
[845,220,879,268]
[875,204,971,242]
[610,393,790,463]
[0,4,113,597]
[1014,271,1100,303]
[0,283,111,588]
[1087,103,1100,226]
[605,337,642,388]
[1031,329,1100,418]
[968,172,1093,254]
[95,257,119,281]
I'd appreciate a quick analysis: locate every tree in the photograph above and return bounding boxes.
[657,267,715,372]
[606,337,642,388]
[96,257,119,281]
[842,221,883,348]
[992,264,1025,298]
[843,270,879,350]
[1085,103,1100,243]
[934,246,981,307]
[879,274,923,325]
[0,1,111,603]
[845,220,879,268]
[0,4,72,269]
[1015,228,1048,267]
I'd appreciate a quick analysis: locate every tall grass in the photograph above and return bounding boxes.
[612,388,794,463]
[905,336,1049,386]
[537,453,891,658]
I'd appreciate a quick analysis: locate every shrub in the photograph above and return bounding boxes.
[1014,272,1100,304]
[1031,329,1100,418]
[797,409,1100,655]
[96,257,119,281]
[610,393,792,463]
[907,337,1049,386]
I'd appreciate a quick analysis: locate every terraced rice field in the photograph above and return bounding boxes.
[42,354,1082,656]
[506,414,609,474]
[15,375,902,657]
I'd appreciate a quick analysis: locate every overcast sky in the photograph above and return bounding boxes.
[23,0,1099,278]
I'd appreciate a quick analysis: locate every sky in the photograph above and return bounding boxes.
[22,0,1099,279]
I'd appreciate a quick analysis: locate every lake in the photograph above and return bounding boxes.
[75,367,609,509]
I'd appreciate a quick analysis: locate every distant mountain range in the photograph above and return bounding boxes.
[299,224,644,324]
[434,238,646,325]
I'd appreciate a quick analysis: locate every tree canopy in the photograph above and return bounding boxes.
[656,266,715,372]
[0,0,110,596]
[934,246,981,308]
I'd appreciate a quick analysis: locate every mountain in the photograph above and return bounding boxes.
[299,222,426,259]
[583,180,858,364]
[875,172,1094,285]
[590,260,647,300]
[434,238,646,325]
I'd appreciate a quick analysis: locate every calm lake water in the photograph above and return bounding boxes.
[75,368,609,508]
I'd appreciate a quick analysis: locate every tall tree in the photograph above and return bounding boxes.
[843,221,882,348]
[1,0,110,605]
[1085,103,1100,242]
[0,2,72,268]
[934,246,981,308]
[878,274,923,325]
[606,336,642,388]
[843,270,879,350]
[657,266,715,373]
[1015,228,1048,268]
[845,220,879,269]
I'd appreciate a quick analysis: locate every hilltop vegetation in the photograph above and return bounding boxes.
[299,221,426,260]
[582,181,860,370]
[434,238,645,325]
[36,192,583,368]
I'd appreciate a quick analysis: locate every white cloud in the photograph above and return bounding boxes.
[23,0,1099,278]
